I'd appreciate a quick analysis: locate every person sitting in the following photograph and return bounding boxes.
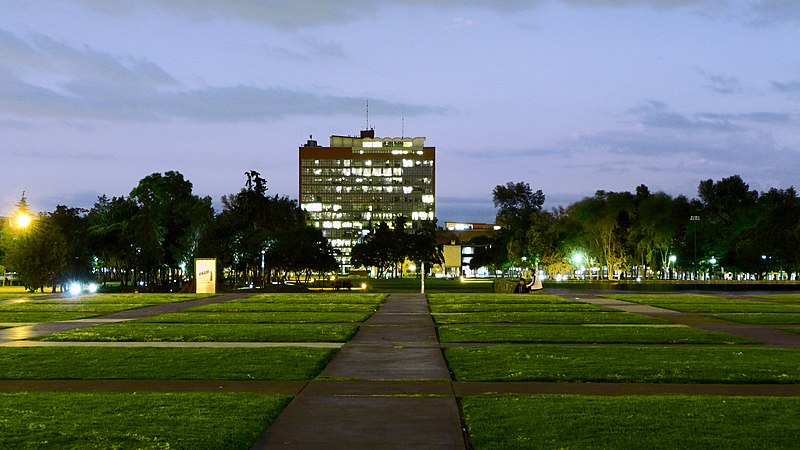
[514,277,530,293]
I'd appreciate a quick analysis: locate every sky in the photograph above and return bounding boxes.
[1,0,798,223]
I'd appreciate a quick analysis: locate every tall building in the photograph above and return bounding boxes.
[299,129,436,272]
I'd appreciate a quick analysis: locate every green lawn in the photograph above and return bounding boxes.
[462,395,800,450]
[136,311,370,324]
[647,303,800,313]
[708,313,800,325]
[445,345,800,383]
[0,312,101,322]
[188,302,378,312]
[751,294,800,302]
[36,323,359,342]
[429,303,611,313]
[599,293,800,313]
[0,347,335,380]
[428,293,578,304]
[433,311,667,325]
[438,325,753,344]
[53,293,215,304]
[232,293,386,304]
[0,392,290,449]
[599,293,731,303]
[0,302,159,313]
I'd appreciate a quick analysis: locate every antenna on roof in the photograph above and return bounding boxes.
[365,99,370,131]
[401,113,405,138]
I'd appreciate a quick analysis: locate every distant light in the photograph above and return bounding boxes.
[669,255,677,263]
[361,283,367,289]
[572,254,583,265]
[68,283,82,296]
[709,257,717,265]
[87,283,98,294]
[15,213,32,229]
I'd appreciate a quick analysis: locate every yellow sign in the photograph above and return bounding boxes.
[195,258,216,294]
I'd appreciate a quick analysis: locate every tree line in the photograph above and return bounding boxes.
[0,171,337,292]
[473,175,800,281]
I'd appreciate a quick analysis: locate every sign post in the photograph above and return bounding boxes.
[195,258,217,294]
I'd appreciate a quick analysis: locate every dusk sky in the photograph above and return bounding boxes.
[2,1,799,223]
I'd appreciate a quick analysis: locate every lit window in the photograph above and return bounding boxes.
[422,195,434,204]
[403,141,413,148]
[303,203,323,212]
[403,186,413,194]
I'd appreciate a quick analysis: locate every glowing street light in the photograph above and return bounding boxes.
[14,212,32,230]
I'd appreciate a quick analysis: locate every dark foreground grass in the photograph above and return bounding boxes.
[0,392,290,449]
[438,325,753,345]
[0,347,335,380]
[36,323,359,342]
[462,394,800,450]
[445,345,800,383]
[433,311,666,325]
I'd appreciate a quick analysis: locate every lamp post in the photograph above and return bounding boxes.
[690,216,700,280]
[668,255,677,280]
[709,256,717,280]
[572,253,584,280]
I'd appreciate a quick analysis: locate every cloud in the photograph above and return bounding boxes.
[0,30,443,123]
[63,0,722,30]
[748,0,800,25]
[694,68,745,95]
[772,80,800,94]
[629,101,743,132]
[263,39,347,62]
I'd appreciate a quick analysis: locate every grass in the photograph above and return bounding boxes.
[429,303,612,313]
[444,345,800,383]
[599,293,728,303]
[646,303,800,313]
[188,302,378,312]
[428,293,578,304]
[438,325,754,344]
[0,302,159,313]
[231,293,386,304]
[0,347,336,380]
[44,293,214,304]
[708,313,800,325]
[432,311,667,325]
[0,392,290,449]
[751,294,800,302]
[35,323,359,342]
[0,312,101,322]
[462,395,800,450]
[136,311,370,323]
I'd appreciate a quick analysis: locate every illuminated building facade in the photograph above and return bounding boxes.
[299,129,436,271]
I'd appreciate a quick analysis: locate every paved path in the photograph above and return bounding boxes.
[252,293,466,449]
[567,292,800,348]
[0,293,252,343]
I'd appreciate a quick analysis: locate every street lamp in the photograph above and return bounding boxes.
[13,212,32,230]
[709,256,717,280]
[668,255,677,280]
[572,253,584,280]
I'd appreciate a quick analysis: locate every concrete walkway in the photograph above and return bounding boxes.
[568,293,800,348]
[252,293,466,449]
[0,293,252,343]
